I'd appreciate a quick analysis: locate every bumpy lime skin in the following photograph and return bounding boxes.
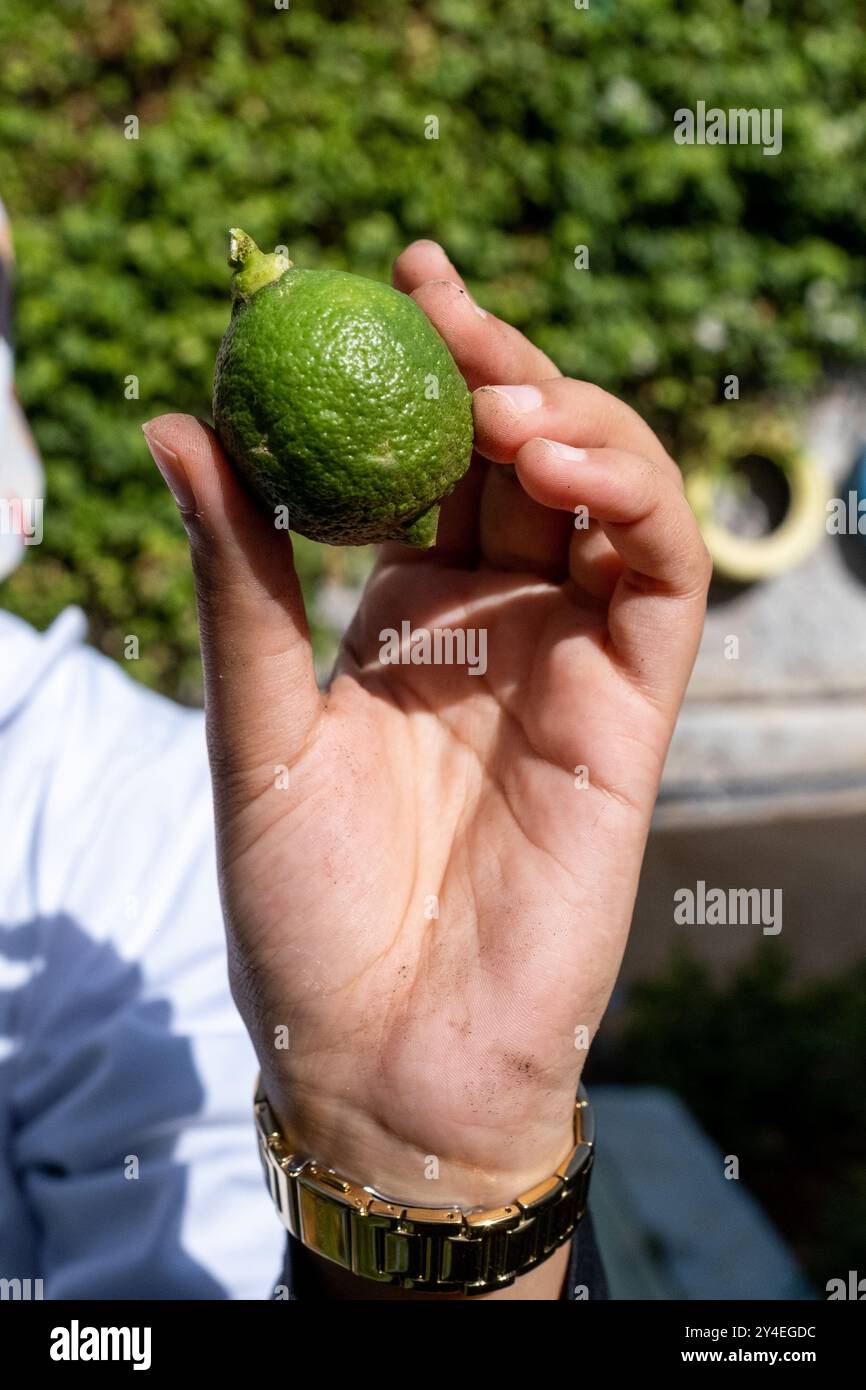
[212,268,474,547]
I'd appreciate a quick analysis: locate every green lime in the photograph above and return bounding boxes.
[212,230,473,547]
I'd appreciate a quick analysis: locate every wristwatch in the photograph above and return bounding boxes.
[254,1077,595,1296]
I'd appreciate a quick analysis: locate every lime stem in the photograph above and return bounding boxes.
[228,228,292,301]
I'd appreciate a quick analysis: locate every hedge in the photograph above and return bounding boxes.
[1,0,864,698]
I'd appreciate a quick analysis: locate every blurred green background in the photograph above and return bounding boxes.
[2,0,865,696]
[2,0,866,1288]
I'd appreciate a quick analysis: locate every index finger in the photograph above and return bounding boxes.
[392,238,467,293]
[382,241,561,567]
[391,239,561,387]
[411,278,561,390]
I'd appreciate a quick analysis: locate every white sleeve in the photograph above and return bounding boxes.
[0,608,284,1298]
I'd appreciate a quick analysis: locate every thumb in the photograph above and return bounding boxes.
[142,413,322,801]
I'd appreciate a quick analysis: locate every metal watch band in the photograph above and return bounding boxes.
[254,1078,594,1296]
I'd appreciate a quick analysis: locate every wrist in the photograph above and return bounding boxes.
[261,1070,578,1210]
[257,1073,595,1299]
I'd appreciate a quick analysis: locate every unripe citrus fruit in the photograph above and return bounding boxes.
[213,230,473,547]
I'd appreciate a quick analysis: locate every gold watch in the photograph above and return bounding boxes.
[254,1077,594,1296]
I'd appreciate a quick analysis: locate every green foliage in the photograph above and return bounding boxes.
[1,0,865,696]
[609,947,866,1285]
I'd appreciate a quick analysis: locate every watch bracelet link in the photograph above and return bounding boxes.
[254,1078,595,1296]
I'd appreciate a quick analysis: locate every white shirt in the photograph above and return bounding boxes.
[0,606,284,1298]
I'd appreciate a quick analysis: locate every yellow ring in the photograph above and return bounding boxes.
[683,417,831,583]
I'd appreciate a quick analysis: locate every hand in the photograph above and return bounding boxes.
[142,241,710,1229]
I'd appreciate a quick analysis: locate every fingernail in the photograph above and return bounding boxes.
[141,422,196,512]
[483,384,543,413]
[539,439,587,463]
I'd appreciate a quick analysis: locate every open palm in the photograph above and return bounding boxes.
[143,240,710,1211]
